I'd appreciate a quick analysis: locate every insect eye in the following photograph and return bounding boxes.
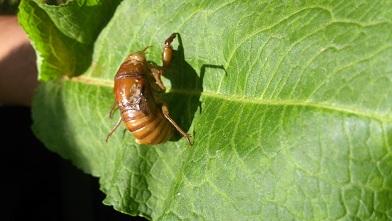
[129,52,146,63]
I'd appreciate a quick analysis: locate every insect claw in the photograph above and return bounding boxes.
[185,134,192,146]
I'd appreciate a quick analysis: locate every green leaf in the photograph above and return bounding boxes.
[19,0,392,220]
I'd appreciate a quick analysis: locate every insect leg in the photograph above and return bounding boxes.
[109,102,118,118]
[162,33,177,69]
[161,103,192,145]
[151,68,166,92]
[106,117,122,142]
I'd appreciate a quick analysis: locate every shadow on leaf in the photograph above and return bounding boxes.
[164,33,225,144]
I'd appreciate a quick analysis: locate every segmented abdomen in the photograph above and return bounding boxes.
[122,109,174,144]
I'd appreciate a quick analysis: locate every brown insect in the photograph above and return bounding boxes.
[106,33,192,145]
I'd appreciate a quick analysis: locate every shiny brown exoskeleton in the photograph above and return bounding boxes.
[106,33,192,145]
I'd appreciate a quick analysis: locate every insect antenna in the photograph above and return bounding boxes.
[142,45,153,52]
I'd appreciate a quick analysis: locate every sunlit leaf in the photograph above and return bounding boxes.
[19,0,392,220]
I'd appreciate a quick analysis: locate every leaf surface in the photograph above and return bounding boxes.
[19,0,392,220]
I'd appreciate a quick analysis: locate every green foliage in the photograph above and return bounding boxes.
[19,0,392,220]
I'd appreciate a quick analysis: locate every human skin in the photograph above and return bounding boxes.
[0,15,38,106]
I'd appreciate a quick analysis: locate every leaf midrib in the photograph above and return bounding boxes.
[70,76,390,122]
